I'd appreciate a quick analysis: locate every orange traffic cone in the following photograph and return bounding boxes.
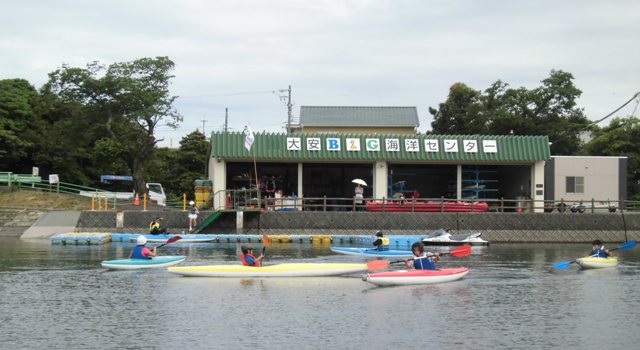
[134,193,140,206]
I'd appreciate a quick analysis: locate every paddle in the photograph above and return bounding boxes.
[366,260,390,271]
[155,235,182,249]
[389,244,472,264]
[552,240,637,269]
[262,233,272,254]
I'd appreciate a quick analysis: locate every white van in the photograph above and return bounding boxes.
[146,183,166,206]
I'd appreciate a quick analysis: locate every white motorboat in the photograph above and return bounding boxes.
[421,228,489,246]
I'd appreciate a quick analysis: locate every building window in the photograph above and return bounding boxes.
[566,176,584,194]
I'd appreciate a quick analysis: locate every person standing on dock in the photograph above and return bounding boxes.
[188,201,199,232]
[354,184,364,211]
[240,246,264,266]
[129,235,157,259]
[404,242,440,270]
[371,230,390,251]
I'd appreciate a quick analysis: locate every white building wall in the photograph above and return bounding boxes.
[552,156,621,201]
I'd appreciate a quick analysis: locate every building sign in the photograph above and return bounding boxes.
[444,139,459,153]
[483,140,498,153]
[306,137,321,151]
[425,139,439,152]
[405,139,419,152]
[286,136,499,155]
[366,138,380,151]
[327,138,341,151]
[287,137,301,151]
[385,139,400,152]
[346,138,361,151]
[463,140,478,153]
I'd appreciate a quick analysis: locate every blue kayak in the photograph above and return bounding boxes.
[330,247,414,258]
[101,256,186,270]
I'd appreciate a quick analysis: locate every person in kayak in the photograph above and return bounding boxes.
[240,245,264,266]
[149,216,167,235]
[404,242,440,270]
[371,230,390,251]
[591,239,612,257]
[129,235,157,259]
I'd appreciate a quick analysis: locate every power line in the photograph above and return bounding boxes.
[178,90,277,99]
[588,91,640,126]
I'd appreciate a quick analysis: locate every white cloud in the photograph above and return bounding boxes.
[1,0,639,146]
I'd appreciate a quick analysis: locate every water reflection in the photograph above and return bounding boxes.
[1,238,639,349]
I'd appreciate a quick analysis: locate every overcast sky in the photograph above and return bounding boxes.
[2,0,639,147]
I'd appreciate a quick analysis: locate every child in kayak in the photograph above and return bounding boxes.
[591,240,612,258]
[404,242,440,270]
[371,230,390,251]
[240,245,264,266]
[129,235,157,259]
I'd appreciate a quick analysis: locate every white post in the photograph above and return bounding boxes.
[532,161,545,213]
[210,159,226,210]
[297,163,303,198]
[373,161,388,200]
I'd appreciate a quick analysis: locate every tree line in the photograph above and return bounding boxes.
[1,57,638,199]
[0,56,208,199]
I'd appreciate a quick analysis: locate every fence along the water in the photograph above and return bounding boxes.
[211,189,637,214]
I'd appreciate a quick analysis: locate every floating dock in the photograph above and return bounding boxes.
[53,232,426,246]
[51,232,111,245]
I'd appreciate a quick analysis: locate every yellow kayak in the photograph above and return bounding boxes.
[576,256,618,269]
[168,263,377,277]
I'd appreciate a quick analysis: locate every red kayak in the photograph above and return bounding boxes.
[365,201,488,212]
[363,267,469,286]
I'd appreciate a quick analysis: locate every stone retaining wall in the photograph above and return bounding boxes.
[70,210,640,243]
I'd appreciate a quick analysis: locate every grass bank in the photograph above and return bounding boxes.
[0,189,93,210]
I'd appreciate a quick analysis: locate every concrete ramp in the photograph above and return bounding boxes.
[21,211,81,239]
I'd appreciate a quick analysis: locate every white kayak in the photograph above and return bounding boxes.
[167,262,383,278]
[576,256,618,269]
[363,267,469,286]
[101,256,186,270]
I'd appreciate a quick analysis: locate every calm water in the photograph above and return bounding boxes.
[1,238,640,350]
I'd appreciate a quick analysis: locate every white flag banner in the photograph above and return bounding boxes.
[243,124,255,151]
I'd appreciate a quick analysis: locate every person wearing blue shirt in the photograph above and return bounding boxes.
[404,242,440,270]
[591,240,611,258]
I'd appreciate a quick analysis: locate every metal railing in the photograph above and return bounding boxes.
[211,191,639,214]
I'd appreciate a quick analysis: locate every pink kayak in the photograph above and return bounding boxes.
[363,267,469,286]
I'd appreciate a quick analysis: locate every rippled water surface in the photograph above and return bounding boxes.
[1,238,640,350]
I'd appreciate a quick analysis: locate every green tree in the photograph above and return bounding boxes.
[44,57,182,193]
[147,131,209,199]
[585,117,640,200]
[0,79,39,170]
[429,70,590,154]
[429,82,487,135]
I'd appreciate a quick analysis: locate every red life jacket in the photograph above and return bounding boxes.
[240,253,261,266]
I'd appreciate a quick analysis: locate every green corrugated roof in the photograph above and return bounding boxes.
[210,132,550,163]
[299,106,419,127]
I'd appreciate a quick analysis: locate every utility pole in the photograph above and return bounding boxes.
[277,85,293,133]
[224,107,228,132]
[286,85,292,134]
[201,118,207,135]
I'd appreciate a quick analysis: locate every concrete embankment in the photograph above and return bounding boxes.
[4,209,638,243]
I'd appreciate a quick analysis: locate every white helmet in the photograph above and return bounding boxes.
[136,235,147,245]
[189,200,195,205]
